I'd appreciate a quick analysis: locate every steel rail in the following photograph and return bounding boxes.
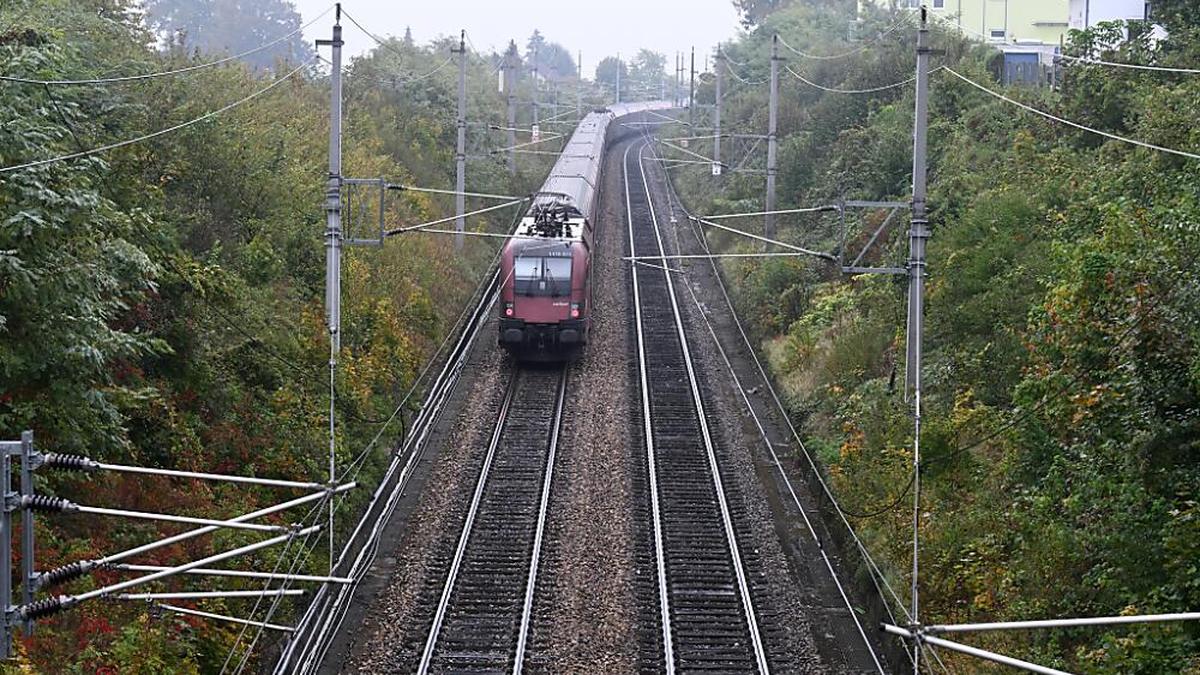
[623,141,676,675]
[662,200,887,674]
[280,199,521,674]
[513,370,569,674]
[635,141,770,674]
[414,365,568,673]
[415,369,521,674]
[281,267,504,675]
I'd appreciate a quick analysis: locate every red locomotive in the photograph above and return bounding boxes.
[498,102,672,360]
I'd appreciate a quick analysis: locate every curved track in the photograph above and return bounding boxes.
[625,139,770,674]
[416,365,568,674]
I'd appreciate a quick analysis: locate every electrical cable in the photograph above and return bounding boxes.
[0,58,313,174]
[0,5,332,85]
[722,60,767,86]
[942,67,1200,160]
[640,134,908,659]
[785,64,926,94]
[340,9,411,65]
[930,9,1198,75]
[777,12,913,61]
[1055,52,1200,74]
[644,122,913,621]
[320,54,455,90]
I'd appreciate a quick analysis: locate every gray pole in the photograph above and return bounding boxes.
[19,431,33,636]
[577,51,582,116]
[454,31,466,251]
[532,43,539,130]
[714,45,723,172]
[615,52,621,104]
[689,47,695,126]
[322,5,344,574]
[505,42,516,175]
[677,52,683,106]
[673,52,679,105]
[906,9,932,673]
[766,34,780,239]
[0,444,11,657]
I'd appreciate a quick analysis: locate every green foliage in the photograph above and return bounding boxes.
[0,1,527,671]
[674,3,1200,671]
[525,29,576,80]
[594,55,627,92]
[141,0,314,68]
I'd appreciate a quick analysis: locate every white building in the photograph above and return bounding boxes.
[1068,0,1150,30]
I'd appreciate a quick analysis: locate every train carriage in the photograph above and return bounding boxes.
[498,102,673,360]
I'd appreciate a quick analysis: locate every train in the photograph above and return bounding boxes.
[498,101,674,360]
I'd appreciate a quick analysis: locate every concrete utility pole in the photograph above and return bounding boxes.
[689,47,695,125]
[453,30,466,251]
[316,3,343,569]
[615,52,621,103]
[677,52,684,106]
[576,51,582,116]
[906,9,932,673]
[505,41,517,175]
[713,44,723,174]
[766,34,781,238]
[532,42,540,130]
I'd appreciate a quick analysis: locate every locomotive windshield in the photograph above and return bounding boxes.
[514,255,572,297]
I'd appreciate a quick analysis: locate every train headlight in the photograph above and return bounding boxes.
[504,302,514,317]
[570,302,582,319]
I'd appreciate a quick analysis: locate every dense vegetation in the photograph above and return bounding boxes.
[672,2,1200,672]
[0,0,567,670]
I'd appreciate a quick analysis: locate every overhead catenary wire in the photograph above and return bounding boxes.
[942,67,1200,160]
[263,211,526,673]
[0,59,313,174]
[384,197,528,237]
[0,5,332,85]
[639,112,913,620]
[644,133,914,625]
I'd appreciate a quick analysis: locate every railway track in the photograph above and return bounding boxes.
[416,365,568,674]
[277,267,502,675]
[624,139,771,674]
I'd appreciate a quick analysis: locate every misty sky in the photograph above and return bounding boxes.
[294,0,743,77]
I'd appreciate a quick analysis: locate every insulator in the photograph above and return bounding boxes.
[22,495,76,513]
[19,596,66,620]
[42,453,99,472]
[35,561,94,589]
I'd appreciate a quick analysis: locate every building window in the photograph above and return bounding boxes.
[933,0,944,8]
[990,29,1006,39]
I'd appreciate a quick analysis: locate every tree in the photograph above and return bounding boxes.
[523,30,575,81]
[629,49,666,80]
[525,28,545,63]
[142,0,314,69]
[1151,0,1200,34]
[594,55,627,90]
[538,41,577,80]
[733,0,795,27]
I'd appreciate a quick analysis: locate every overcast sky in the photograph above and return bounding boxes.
[294,0,742,77]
